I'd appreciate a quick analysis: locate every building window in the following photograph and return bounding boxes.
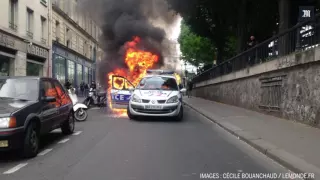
[66,28,70,48]
[55,20,60,41]
[27,61,43,76]
[84,67,88,84]
[41,16,47,44]
[0,55,11,76]
[9,0,18,31]
[26,8,34,39]
[54,55,66,84]
[68,60,75,84]
[77,64,82,86]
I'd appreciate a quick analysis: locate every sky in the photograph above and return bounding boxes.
[167,15,197,74]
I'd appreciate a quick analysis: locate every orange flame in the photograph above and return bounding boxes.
[107,37,159,116]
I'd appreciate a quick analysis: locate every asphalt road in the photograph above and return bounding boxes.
[0,106,292,180]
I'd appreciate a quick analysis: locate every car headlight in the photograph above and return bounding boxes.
[0,117,16,129]
[166,96,179,103]
[131,94,142,103]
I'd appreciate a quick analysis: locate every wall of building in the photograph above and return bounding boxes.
[193,47,320,127]
[51,0,104,87]
[0,0,50,77]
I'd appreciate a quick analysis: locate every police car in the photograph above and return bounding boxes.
[126,70,186,121]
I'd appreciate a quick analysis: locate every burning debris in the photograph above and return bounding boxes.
[78,0,180,116]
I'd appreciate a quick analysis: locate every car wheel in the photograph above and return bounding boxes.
[22,122,39,158]
[61,112,75,135]
[174,105,184,121]
[127,106,136,120]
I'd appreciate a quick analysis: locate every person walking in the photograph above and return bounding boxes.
[187,80,193,98]
[64,79,72,90]
[84,83,89,97]
[80,81,85,97]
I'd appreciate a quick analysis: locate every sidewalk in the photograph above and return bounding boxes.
[184,97,320,178]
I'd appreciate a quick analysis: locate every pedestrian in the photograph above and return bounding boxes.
[90,81,97,90]
[64,79,72,90]
[187,80,193,98]
[80,81,85,97]
[247,35,258,65]
[84,83,89,97]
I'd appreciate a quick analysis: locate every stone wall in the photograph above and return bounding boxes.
[193,47,320,127]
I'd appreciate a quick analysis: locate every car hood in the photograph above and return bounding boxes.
[0,99,36,115]
[135,90,179,100]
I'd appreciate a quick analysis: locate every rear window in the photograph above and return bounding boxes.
[0,78,39,101]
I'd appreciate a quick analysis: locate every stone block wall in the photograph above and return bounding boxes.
[193,47,320,127]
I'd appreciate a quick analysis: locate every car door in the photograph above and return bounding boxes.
[52,80,72,124]
[39,79,60,133]
[111,75,134,108]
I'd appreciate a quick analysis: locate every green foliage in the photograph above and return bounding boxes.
[178,22,215,67]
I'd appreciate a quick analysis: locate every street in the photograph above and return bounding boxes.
[0,106,291,180]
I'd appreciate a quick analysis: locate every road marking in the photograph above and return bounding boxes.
[58,138,69,144]
[72,131,82,136]
[3,163,28,174]
[38,148,52,156]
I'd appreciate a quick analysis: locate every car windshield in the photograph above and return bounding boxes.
[136,77,178,91]
[0,78,39,101]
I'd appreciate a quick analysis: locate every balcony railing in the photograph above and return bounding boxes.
[193,14,320,84]
[41,38,47,44]
[27,31,33,39]
[9,22,17,32]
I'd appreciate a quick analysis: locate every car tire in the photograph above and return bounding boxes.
[22,122,39,158]
[127,106,137,120]
[61,112,75,135]
[174,105,184,121]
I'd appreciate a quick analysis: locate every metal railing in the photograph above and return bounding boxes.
[9,22,17,32]
[41,38,47,44]
[27,31,33,39]
[193,14,320,84]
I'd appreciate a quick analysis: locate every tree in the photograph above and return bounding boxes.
[178,21,215,67]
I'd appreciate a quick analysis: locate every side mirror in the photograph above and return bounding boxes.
[43,96,56,102]
[180,88,187,93]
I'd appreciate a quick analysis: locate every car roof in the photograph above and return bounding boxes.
[144,75,176,79]
[0,76,57,81]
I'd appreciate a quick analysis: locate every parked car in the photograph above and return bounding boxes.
[0,77,75,158]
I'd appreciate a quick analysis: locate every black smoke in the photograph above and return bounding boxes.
[78,0,179,87]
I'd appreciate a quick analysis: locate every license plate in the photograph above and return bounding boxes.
[0,140,8,148]
[145,105,162,110]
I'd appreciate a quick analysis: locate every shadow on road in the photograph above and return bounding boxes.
[0,131,66,163]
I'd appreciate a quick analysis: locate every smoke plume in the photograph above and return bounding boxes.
[78,0,179,87]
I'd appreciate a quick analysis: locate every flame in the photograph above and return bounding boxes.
[174,73,181,85]
[107,37,159,116]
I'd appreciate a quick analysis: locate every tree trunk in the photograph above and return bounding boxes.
[278,0,290,56]
[236,0,247,53]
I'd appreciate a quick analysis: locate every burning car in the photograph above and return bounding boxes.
[126,70,186,121]
[106,37,184,118]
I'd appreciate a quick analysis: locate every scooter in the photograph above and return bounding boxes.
[83,88,107,108]
[68,88,88,121]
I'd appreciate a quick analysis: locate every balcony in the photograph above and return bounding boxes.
[40,0,47,6]
[9,22,17,32]
[41,38,47,44]
[27,31,33,39]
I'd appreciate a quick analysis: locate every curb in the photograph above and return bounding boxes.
[183,101,320,180]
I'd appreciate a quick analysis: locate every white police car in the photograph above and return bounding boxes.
[126,70,186,121]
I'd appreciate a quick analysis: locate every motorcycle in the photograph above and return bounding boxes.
[68,88,88,121]
[83,88,107,108]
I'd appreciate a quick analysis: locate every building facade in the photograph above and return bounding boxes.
[51,0,103,87]
[0,0,50,77]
